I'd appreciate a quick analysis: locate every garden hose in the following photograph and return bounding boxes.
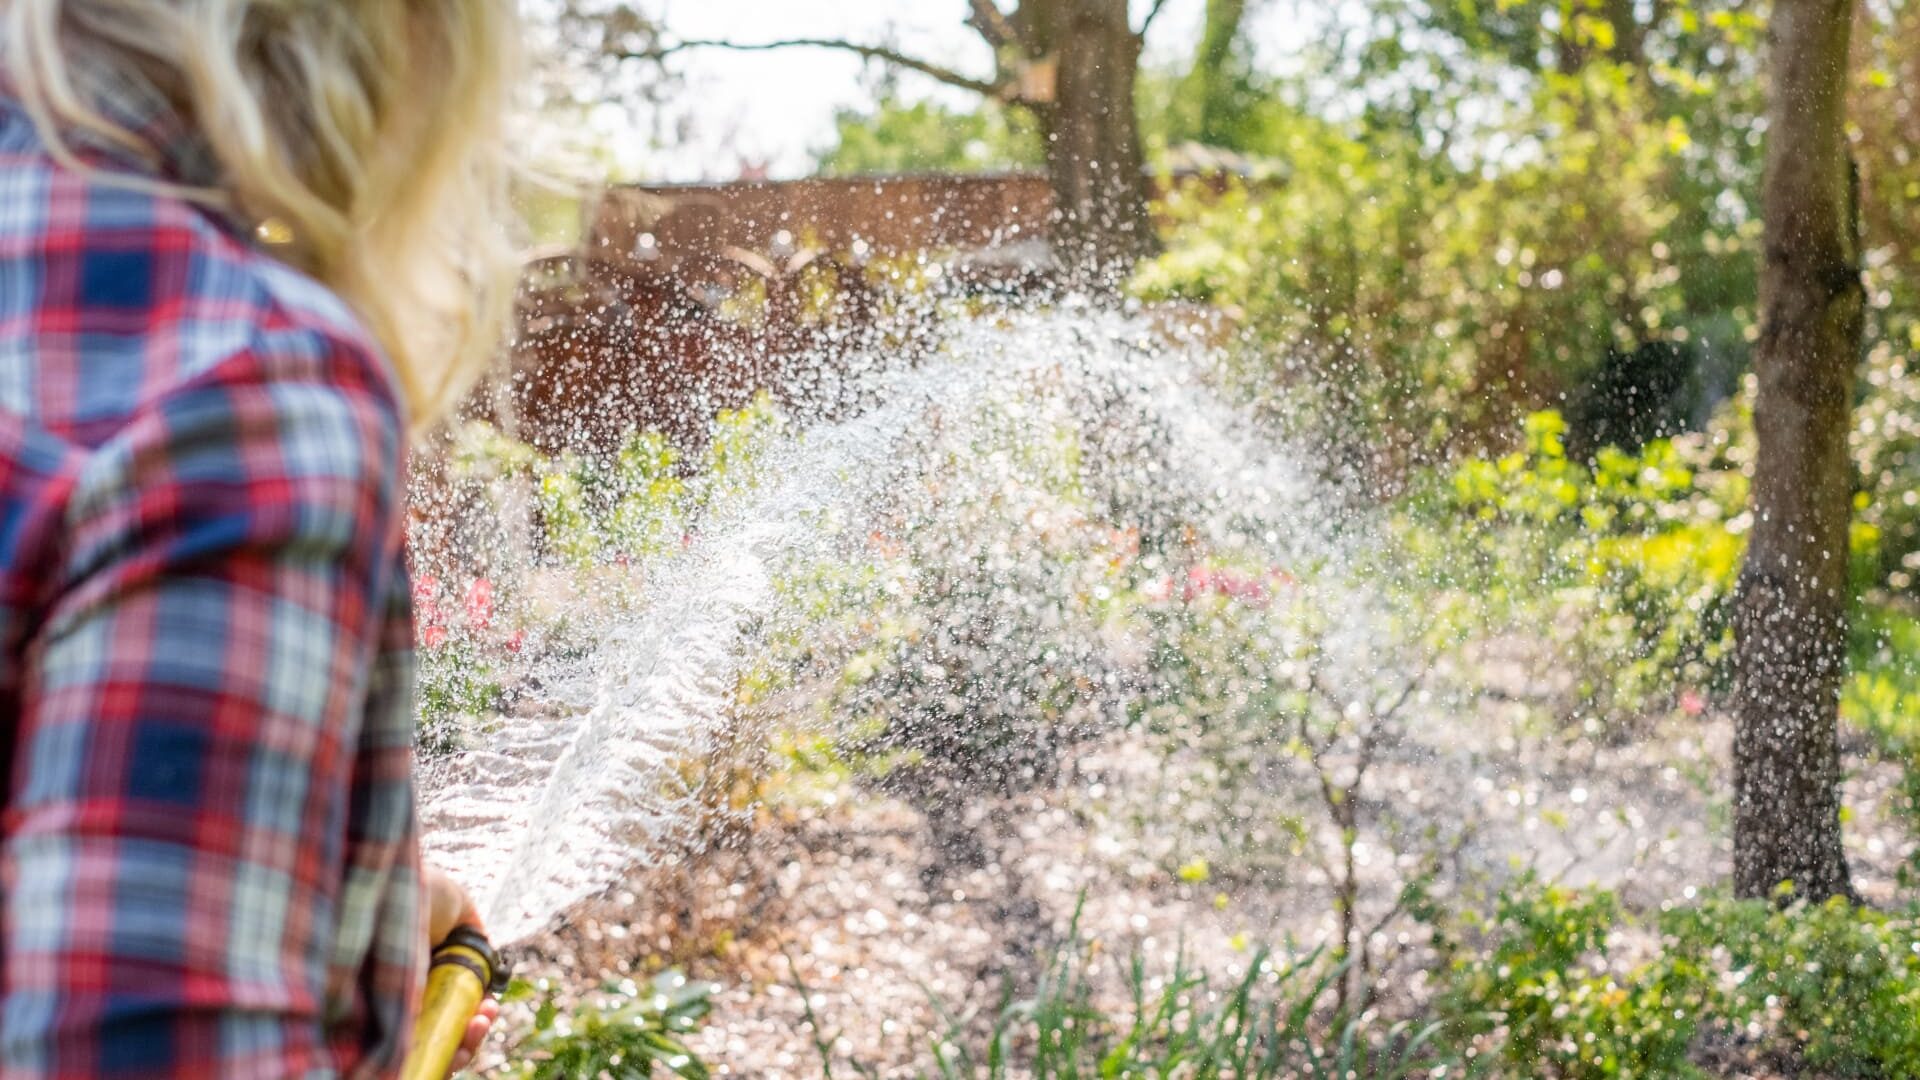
[400,926,511,1080]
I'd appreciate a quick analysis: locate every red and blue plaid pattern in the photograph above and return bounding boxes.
[0,73,424,1078]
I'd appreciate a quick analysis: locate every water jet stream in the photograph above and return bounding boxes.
[416,308,1325,945]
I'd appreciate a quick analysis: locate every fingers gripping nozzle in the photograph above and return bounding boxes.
[400,928,512,1080]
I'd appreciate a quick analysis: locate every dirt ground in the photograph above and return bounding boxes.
[472,706,1917,1079]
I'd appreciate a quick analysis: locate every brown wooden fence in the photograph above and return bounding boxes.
[502,173,1059,452]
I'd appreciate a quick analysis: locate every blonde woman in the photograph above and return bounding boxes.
[0,1,522,1074]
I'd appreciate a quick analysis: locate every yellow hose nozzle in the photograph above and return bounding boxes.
[400,926,511,1080]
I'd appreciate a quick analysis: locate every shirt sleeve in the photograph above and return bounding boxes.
[3,336,411,1078]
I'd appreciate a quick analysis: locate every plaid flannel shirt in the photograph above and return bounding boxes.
[0,66,423,1078]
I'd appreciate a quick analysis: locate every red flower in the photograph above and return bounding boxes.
[419,623,448,649]
[464,578,494,632]
[504,629,526,655]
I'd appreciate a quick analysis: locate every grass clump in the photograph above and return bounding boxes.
[924,913,1455,1079]
[503,970,716,1080]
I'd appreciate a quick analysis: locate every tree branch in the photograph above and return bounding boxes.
[636,38,1005,98]
[1138,0,1175,36]
[966,0,1025,52]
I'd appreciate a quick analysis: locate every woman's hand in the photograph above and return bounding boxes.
[424,868,498,1074]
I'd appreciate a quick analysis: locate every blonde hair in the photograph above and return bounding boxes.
[3,0,524,430]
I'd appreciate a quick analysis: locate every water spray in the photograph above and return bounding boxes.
[404,310,1284,1073]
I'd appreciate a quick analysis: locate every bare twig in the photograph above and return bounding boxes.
[632,38,1005,98]
[1304,668,1347,721]
[1375,673,1425,724]
[1138,0,1175,36]
[1292,704,1344,825]
[1356,826,1473,1013]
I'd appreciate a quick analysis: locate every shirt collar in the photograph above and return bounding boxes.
[29,53,253,238]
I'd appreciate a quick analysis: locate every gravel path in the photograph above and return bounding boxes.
[472,707,1918,1078]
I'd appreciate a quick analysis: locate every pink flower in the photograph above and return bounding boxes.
[419,623,448,649]
[411,575,447,633]
[1184,565,1270,606]
[1217,570,1268,604]
[1679,689,1707,717]
[464,578,494,632]
[504,629,526,655]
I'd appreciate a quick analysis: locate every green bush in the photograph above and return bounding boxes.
[816,91,1043,176]
[1402,409,1742,728]
[1663,896,1920,1077]
[1133,67,1733,468]
[504,970,715,1080]
[417,641,505,758]
[1438,879,1920,1079]
[809,402,1136,864]
[1844,606,1920,769]
[1438,878,1713,1079]
[1853,341,1920,597]
[534,393,785,572]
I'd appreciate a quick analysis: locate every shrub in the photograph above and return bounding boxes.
[1663,896,1920,1077]
[1853,340,1920,597]
[531,393,784,573]
[415,640,506,758]
[1133,69,1731,471]
[1439,879,1920,1079]
[1844,607,1920,822]
[1404,409,1742,728]
[815,402,1138,867]
[1437,878,1714,1079]
[504,970,715,1080]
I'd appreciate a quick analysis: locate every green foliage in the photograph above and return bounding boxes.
[1439,878,1713,1078]
[535,393,784,571]
[417,641,504,758]
[1843,606,1920,831]
[694,393,785,512]
[1132,0,1780,471]
[1137,67,1725,465]
[816,93,1043,177]
[803,403,1135,848]
[1851,2,1920,600]
[1128,555,1323,865]
[1405,410,1742,726]
[1846,606,1920,739]
[504,971,715,1080]
[1438,879,1920,1079]
[536,435,683,571]
[927,916,1454,1079]
[1853,342,1920,597]
[1663,896,1920,1076]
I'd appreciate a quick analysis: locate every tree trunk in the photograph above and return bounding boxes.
[1189,0,1251,147]
[1024,0,1156,293]
[1732,0,1863,904]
